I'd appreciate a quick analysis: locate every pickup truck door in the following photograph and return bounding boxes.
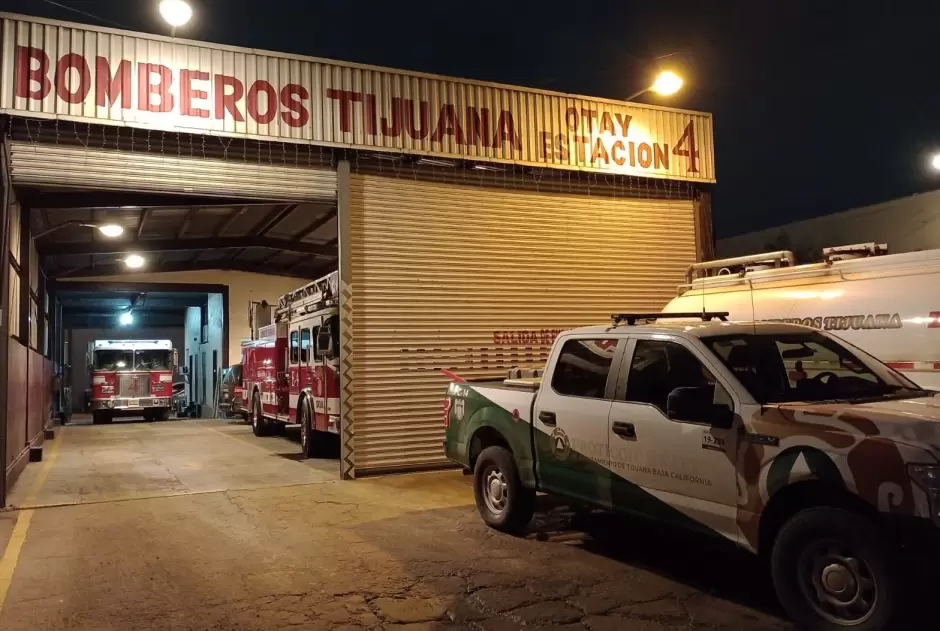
[532,336,626,507]
[607,335,740,543]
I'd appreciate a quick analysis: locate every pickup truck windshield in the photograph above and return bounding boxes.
[703,332,924,404]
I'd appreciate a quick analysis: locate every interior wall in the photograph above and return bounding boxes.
[69,326,185,412]
[181,295,224,409]
[69,271,311,365]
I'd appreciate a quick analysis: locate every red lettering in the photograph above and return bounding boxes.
[214,75,245,121]
[54,53,91,104]
[492,111,522,151]
[628,141,636,166]
[554,134,569,161]
[581,109,597,133]
[280,84,310,127]
[653,143,670,169]
[403,99,430,139]
[465,107,490,146]
[362,93,377,136]
[540,132,552,159]
[611,140,626,166]
[673,120,700,173]
[95,57,131,108]
[381,97,403,136]
[591,138,609,164]
[431,104,464,144]
[637,142,653,168]
[137,63,174,113]
[599,111,616,135]
[15,46,50,100]
[493,332,502,344]
[565,107,579,131]
[247,80,278,124]
[326,88,362,132]
[181,69,210,118]
[614,113,632,136]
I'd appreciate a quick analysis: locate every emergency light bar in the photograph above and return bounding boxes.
[611,312,729,326]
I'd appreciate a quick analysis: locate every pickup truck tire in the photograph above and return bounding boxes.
[771,507,895,631]
[473,446,535,533]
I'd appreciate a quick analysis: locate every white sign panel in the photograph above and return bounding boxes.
[0,13,715,182]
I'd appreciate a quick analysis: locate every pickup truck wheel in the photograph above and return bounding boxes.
[771,507,895,631]
[473,446,535,533]
[251,394,270,437]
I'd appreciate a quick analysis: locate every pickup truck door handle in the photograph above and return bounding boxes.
[612,421,636,439]
[539,411,557,426]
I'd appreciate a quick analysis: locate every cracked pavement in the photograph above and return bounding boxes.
[0,419,798,630]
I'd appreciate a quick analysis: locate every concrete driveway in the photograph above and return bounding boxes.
[0,419,797,630]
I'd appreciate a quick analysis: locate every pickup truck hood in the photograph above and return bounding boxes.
[778,395,940,457]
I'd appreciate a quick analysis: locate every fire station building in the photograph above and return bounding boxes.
[0,11,716,501]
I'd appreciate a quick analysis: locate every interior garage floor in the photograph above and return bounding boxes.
[0,421,799,631]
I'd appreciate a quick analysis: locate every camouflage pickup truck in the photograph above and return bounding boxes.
[444,313,940,631]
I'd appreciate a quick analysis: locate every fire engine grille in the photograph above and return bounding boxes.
[118,375,151,398]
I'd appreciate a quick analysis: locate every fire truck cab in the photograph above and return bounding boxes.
[87,339,178,424]
[243,271,340,457]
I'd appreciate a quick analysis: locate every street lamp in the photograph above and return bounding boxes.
[125,254,146,269]
[931,153,940,171]
[627,70,685,101]
[34,221,124,240]
[159,0,193,34]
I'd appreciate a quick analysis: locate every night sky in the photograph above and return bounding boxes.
[3,0,939,238]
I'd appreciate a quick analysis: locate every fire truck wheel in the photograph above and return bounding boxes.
[251,393,271,437]
[159,408,170,422]
[300,399,319,458]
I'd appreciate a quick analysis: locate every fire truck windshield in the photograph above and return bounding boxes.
[135,350,174,371]
[94,350,134,371]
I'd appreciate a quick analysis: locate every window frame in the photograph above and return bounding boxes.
[615,334,739,425]
[548,336,626,401]
[289,330,300,365]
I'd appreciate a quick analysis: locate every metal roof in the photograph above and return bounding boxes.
[27,189,337,280]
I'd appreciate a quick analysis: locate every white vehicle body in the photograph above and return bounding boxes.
[665,245,940,388]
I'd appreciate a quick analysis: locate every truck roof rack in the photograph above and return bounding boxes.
[611,312,729,326]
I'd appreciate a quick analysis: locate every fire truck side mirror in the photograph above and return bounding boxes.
[316,329,334,359]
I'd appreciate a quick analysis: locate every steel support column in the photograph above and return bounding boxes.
[0,139,14,506]
[337,160,354,480]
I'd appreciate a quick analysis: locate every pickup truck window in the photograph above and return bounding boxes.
[624,340,724,414]
[551,338,618,399]
[704,332,922,404]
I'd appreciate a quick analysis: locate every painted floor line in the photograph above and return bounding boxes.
[6,478,341,512]
[0,430,63,615]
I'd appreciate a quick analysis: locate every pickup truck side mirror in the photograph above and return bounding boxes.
[667,386,734,429]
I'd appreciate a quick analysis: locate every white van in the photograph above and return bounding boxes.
[664,243,940,388]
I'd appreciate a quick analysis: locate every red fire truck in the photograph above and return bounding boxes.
[87,339,178,424]
[242,271,340,457]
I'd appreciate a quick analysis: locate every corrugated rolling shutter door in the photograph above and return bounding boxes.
[7,141,336,201]
[347,173,697,475]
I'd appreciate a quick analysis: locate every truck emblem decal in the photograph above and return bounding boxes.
[551,428,571,461]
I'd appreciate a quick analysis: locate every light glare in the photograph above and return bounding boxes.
[159,0,193,27]
[98,224,124,238]
[125,254,146,269]
[651,71,683,96]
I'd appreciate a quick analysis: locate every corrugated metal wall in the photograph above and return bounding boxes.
[346,171,697,474]
[0,14,715,183]
[7,141,337,201]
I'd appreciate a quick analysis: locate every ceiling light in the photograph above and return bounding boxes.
[125,254,146,269]
[119,312,133,326]
[97,224,124,238]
